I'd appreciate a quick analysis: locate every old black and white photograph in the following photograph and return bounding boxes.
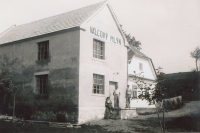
[0,0,200,132]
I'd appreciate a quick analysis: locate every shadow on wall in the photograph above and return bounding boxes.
[0,55,79,123]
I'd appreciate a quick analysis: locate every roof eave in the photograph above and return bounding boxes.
[0,26,80,46]
[128,74,156,82]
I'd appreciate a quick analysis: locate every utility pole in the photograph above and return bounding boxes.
[12,87,17,123]
[162,93,165,133]
[12,94,15,123]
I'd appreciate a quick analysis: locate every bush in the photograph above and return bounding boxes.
[163,100,169,110]
[171,99,176,109]
[177,98,181,105]
[163,96,183,111]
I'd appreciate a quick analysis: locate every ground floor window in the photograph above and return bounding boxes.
[132,85,137,98]
[133,90,137,98]
[93,74,104,94]
[36,74,48,94]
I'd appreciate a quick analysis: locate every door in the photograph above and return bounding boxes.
[109,81,117,106]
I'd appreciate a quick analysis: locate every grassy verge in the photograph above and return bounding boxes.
[0,101,199,133]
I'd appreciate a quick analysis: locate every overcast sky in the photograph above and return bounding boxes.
[0,0,200,74]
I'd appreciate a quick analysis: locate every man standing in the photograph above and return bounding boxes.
[113,85,120,108]
[125,85,132,108]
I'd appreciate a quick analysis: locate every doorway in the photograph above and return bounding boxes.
[109,81,118,106]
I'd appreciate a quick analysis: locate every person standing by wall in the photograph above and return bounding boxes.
[113,86,120,108]
[125,85,132,109]
[105,97,113,114]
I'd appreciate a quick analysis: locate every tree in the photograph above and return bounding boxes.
[190,46,200,71]
[134,67,166,132]
[120,25,142,50]
[0,55,34,119]
[0,68,15,114]
[124,33,142,50]
[163,69,199,101]
[137,67,165,104]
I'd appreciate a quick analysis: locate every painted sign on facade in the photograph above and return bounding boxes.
[90,26,121,45]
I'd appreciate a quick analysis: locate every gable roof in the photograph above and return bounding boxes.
[0,1,107,45]
[128,45,149,60]
[128,44,157,79]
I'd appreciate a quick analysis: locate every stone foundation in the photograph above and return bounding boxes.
[31,107,138,124]
[121,108,138,119]
[105,108,138,120]
[31,108,78,123]
[78,107,106,124]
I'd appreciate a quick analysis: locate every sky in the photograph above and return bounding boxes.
[0,0,200,74]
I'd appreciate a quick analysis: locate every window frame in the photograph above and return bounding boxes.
[37,40,50,61]
[92,74,105,95]
[35,74,48,95]
[93,39,105,60]
[139,63,143,71]
[132,85,138,99]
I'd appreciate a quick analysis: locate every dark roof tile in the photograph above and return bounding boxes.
[128,44,149,60]
[0,1,106,45]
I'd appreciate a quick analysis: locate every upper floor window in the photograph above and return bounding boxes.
[36,74,48,94]
[139,63,143,71]
[38,41,49,61]
[93,39,104,59]
[93,74,104,94]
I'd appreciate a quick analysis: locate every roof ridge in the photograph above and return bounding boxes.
[129,44,149,58]
[0,0,107,45]
[15,1,107,28]
[0,25,16,36]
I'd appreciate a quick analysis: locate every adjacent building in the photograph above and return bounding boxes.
[128,45,157,108]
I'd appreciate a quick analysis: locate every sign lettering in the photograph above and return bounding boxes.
[90,26,121,45]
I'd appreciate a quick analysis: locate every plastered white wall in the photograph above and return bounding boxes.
[128,56,156,80]
[78,5,127,123]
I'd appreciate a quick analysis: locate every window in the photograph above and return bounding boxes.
[38,41,49,60]
[93,39,104,59]
[132,85,137,99]
[36,75,48,94]
[93,74,104,94]
[139,63,143,71]
[133,91,137,98]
